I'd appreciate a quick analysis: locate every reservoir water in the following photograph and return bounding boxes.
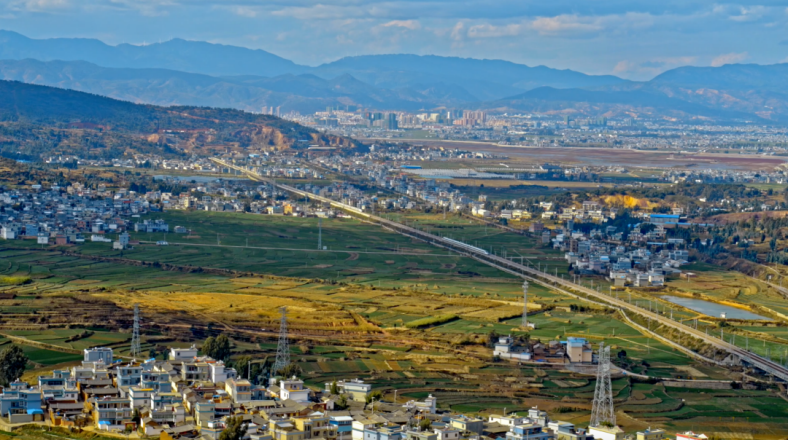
[661,295,770,320]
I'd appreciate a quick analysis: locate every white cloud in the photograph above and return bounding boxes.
[229,6,258,18]
[528,14,603,37]
[729,6,768,22]
[612,56,698,78]
[101,0,176,16]
[613,60,636,73]
[271,4,370,21]
[450,21,465,41]
[460,12,659,41]
[467,23,522,38]
[381,19,420,30]
[711,52,748,67]
[9,0,69,12]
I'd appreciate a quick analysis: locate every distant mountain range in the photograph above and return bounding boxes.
[0,30,301,77]
[1,30,788,122]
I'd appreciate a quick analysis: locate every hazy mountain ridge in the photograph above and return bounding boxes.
[476,86,759,121]
[0,30,301,77]
[0,59,451,113]
[0,30,631,106]
[2,31,788,121]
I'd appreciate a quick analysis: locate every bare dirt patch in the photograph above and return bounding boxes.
[345,253,359,261]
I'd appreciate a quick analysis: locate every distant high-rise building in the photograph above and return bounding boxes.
[386,113,398,130]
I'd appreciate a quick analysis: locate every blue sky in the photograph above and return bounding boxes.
[2,0,788,80]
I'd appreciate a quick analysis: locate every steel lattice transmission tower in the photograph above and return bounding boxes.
[521,281,529,329]
[130,304,142,358]
[273,307,290,375]
[590,342,615,427]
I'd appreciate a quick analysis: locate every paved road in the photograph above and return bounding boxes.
[212,158,788,382]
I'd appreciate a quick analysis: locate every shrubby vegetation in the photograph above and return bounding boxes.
[0,276,31,285]
[404,314,458,329]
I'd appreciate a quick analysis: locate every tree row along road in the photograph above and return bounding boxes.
[211,158,788,382]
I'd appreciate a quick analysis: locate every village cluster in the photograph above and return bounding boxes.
[0,345,714,440]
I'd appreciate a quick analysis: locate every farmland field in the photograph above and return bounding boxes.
[1,208,788,437]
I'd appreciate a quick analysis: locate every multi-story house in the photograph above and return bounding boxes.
[330,416,354,440]
[90,397,132,430]
[0,381,43,418]
[505,423,553,440]
[225,378,252,403]
[115,364,143,387]
[364,424,404,440]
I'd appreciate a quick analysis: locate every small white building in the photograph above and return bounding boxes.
[84,347,113,364]
[589,425,625,440]
[210,361,237,383]
[280,377,310,403]
[488,414,527,427]
[403,394,437,413]
[170,345,199,361]
[1,226,17,240]
[493,336,532,362]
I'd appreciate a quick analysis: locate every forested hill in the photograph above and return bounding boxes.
[0,80,359,160]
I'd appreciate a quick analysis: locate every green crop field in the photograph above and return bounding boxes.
[2,205,788,437]
[19,346,82,365]
[81,211,524,289]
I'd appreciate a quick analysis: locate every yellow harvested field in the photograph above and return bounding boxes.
[95,290,358,329]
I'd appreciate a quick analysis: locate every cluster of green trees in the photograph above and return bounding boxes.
[0,346,28,386]
[202,334,232,361]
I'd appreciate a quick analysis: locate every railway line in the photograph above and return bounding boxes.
[211,158,788,382]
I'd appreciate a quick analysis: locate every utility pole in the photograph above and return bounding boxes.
[522,281,529,329]
[318,217,322,250]
[130,304,141,358]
